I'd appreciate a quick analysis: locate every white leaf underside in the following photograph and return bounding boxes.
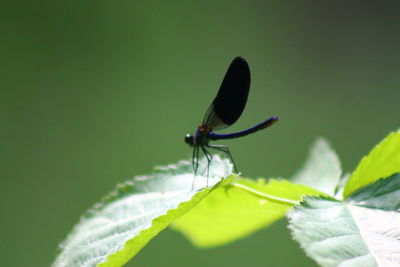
[53,156,233,267]
[292,138,341,196]
[288,198,400,267]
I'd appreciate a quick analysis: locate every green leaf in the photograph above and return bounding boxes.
[52,156,233,267]
[288,172,400,267]
[292,138,341,196]
[172,178,322,248]
[344,131,400,197]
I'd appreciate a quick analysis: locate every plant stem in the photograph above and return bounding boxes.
[231,182,300,206]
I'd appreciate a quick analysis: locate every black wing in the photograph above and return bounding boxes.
[203,56,251,130]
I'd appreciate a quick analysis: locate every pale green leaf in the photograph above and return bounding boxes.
[288,173,400,267]
[292,138,341,196]
[344,131,400,197]
[52,156,233,267]
[172,177,322,248]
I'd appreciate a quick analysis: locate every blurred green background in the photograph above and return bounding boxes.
[2,1,400,266]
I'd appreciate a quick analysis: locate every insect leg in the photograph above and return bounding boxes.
[191,146,199,191]
[200,145,213,186]
[207,144,239,173]
[192,145,197,172]
[194,145,201,175]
